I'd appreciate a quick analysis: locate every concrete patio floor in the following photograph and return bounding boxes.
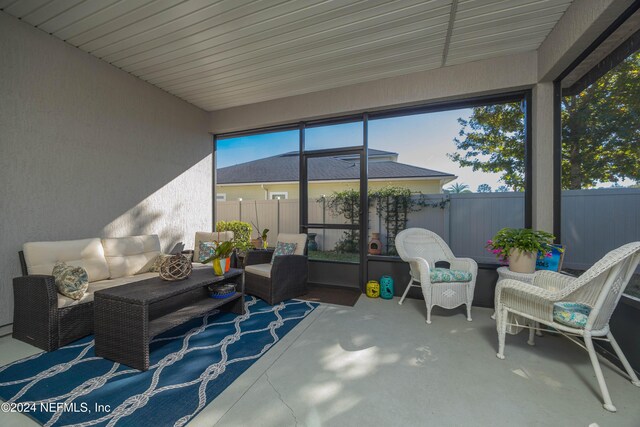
[1,296,639,427]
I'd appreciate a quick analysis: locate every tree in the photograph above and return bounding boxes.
[477,184,492,193]
[495,185,510,192]
[449,102,525,190]
[445,182,471,193]
[450,52,640,190]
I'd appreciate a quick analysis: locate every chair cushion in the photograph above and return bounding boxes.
[245,263,272,278]
[553,302,592,329]
[52,262,89,300]
[193,231,234,263]
[101,235,161,278]
[276,233,307,256]
[271,241,297,264]
[56,272,159,308]
[23,238,110,282]
[430,268,472,283]
[198,241,217,263]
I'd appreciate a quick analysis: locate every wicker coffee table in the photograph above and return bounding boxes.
[94,268,244,371]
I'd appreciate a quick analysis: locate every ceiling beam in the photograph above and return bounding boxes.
[441,0,459,67]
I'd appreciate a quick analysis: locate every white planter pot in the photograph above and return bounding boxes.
[509,249,537,273]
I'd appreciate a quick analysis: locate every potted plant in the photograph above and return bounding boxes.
[201,240,235,276]
[486,228,558,273]
[251,220,269,249]
[257,227,269,249]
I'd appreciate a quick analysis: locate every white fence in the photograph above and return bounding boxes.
[216,189,640,269]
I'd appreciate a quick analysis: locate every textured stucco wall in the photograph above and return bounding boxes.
[209,51,538,133]
[0,13,212,327]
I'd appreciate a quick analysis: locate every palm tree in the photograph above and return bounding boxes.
[445,182,471,193]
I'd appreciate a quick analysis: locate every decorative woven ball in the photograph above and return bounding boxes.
[159,254,192,281]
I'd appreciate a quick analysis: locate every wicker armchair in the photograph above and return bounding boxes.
[13,252,94,351]
[495,242,640,412]
[396,228,478,324]
[244,233,308,305]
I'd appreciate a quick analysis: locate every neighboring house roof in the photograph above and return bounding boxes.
[217,150,456,185]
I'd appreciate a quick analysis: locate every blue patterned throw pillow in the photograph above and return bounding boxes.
[271,241,297,264]
[52,262,89,300]
[553,302,592,328]
[429,268,472,283]
[198,241,218,263]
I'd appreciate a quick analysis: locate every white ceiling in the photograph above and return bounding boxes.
[1,0,573,111]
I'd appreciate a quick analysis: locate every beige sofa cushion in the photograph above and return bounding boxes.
[23,238,110,282]
[276,233,307,256]
[193,231,234,263]
[101,235,161,278]
[245,263,272,278]
[57,272,159,308]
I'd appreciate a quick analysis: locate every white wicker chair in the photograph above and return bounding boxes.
[495,242,640,412]
[396,228,478,324]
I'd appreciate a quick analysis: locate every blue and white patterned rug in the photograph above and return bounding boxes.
[0,297,317,426]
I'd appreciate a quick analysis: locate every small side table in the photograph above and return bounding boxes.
[494,267,542,345]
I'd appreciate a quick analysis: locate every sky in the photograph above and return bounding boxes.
[217,108,508,191]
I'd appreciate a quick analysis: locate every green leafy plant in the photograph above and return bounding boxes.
[369,186,415,255]
[486,228,558,262]
[215,220,252,252]
[201,240,235,264]
[321,189,360,254]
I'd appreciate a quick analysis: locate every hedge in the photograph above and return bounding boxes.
[216,220,252,252]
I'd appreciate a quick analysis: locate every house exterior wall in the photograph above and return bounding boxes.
[217,179,445,201]
[0,13,212,328]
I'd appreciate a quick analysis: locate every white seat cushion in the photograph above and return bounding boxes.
[57,272,159,308]
[23,238,110,282]
[102,235,161,278]
[245,263,272,278]
[193,231,234,263]
[276,233,307,256]
[191,262,211,270]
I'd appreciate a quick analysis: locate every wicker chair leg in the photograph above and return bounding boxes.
[398,279,413,305]
[497,306,508,359]
[584,333,616,412]
[607,332,640,387]
[422,284,433,324]
[527,322,536,346]
[466,303,472,322]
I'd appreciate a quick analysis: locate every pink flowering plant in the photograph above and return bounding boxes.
[486,228,558,263]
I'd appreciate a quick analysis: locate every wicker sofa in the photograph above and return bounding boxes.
[244,233,308,305]
[12,232,235,352]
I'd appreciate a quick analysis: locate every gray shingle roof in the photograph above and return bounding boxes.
[218,152,455,184]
